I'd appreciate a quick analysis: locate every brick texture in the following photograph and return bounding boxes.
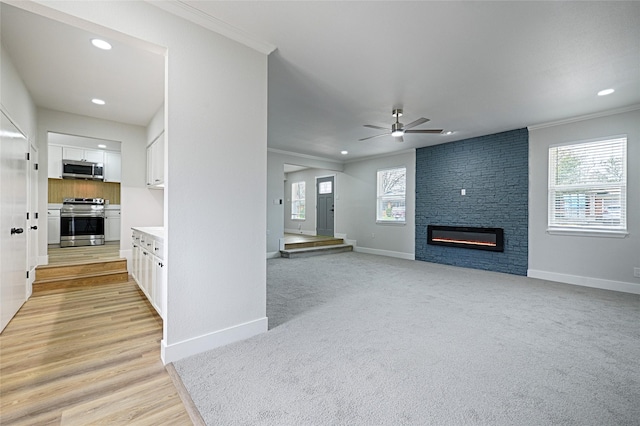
[415,128,528,275]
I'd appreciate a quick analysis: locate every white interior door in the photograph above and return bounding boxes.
[0,111,28,332]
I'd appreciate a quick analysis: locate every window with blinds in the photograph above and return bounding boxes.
[548,136,627,232]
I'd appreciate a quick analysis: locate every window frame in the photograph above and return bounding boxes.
[547,135,628,237]
[376,166,407,225]
[291,181,306,221]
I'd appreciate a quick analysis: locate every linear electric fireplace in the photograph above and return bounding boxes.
[427,225,504,252]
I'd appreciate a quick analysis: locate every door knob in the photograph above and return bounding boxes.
[11,227,24,235]
[30,225,38,230]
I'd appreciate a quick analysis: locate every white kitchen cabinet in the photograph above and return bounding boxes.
[63,146,104,164]
[47,209,60,244]
[131,231,141,281]
[104,151,121,183]
[152,255,164,315]
[146,131,164,188]
[131,227,165,319]
[48,145,63,179]
[105,210,121,241]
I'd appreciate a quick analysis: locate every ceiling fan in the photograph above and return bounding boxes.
[359,109,443,142]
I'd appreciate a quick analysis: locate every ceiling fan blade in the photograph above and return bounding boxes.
[363,124,389,130]
[359,133,389,141]
[405,129,443,134]
[404,117,430,129]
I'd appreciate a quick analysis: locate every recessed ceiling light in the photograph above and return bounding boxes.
[444,131,454,135]
[341,150,348,155]
[91,98,106,105]
[91,38,112,50]
[98,144,107,148]
[597,88,615,96]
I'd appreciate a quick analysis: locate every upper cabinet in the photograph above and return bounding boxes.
[48,143,121,182]
[48,145,63,179]
[146,131,164,189]
[63,146,104,164]
[104,151,122,183]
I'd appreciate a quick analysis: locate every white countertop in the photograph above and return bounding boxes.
[132,226,164,240]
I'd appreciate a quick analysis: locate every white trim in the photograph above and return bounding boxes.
[284,228,316,236]
[343,148,416,164]
[38,255,49,266]
[528,269,640,295]
[546,228,628,238]
[266,251,281,259]
[149,1,276,55]
[528,104,640,130]
[161,316,268,364]
[354,246,415,261]
[268,147,343,165]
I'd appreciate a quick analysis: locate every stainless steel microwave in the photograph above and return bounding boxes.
[62,159,104,181]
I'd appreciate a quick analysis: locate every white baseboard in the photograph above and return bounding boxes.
[161,316,268,364]
[528,269,640,295]
[38,255,48,266]
[354,246,415,260]
[267,251,281,259]
[284,228,316,236]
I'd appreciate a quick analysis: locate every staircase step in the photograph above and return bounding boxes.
[284,238,345,250]
[280,243,353,259]
[35,259,127,281]
[33,271,130,291]
[34,259,129,291]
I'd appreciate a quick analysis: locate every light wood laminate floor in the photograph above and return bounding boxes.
[0,279,191,425]
[47,242,122,266]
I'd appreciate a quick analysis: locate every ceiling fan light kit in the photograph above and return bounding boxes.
[359,108,443,142]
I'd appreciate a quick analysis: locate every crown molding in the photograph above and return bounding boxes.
[528,104,640,131]
[267,148,344,164]
[148,1,276,55]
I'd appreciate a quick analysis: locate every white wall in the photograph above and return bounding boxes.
[528,108,640,294]
[36,108,163,265]
[147,103,164,144]
[23,1,268,363]
[0,46,37,138]
[340,150,416,260]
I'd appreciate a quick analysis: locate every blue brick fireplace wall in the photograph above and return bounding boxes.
[415,128,528,275]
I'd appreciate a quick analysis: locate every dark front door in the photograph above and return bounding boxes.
[316,176,334,237]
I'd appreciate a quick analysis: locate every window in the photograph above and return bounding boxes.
[377,167,406,223]
[291,181,305,220]
[548,136,626,233]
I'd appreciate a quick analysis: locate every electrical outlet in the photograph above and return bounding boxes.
[634,267,640,278]
[371,233,375,239]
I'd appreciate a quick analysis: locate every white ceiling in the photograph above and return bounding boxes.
[0,2,164,127]
[2,1,639,162]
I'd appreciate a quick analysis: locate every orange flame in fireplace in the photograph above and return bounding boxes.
[431,237,496,247]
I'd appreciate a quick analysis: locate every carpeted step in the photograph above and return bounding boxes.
[280,244,353,259]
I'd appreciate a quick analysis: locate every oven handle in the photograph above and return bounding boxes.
[61,212,105,218]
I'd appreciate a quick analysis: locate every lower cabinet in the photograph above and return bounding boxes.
[47,209,60,244]
[105,210,121,242]
[131,228,165,319]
